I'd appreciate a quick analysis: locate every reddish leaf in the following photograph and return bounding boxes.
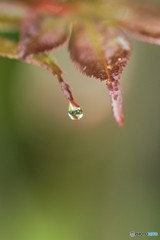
[33,0,74,16]
[116,2,160,45]
[69,23,130,126]
[0,37,75,105]
[19,13,69,58]
[28,54,75,103]
[11,0,73,16]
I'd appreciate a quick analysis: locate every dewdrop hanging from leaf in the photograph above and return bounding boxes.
[0,0,160,126]
[68,101,83,121]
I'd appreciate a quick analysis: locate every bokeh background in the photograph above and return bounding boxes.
[0,1,160,240]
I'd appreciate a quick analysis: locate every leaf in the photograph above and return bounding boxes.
[116,2,160,45]
[69,23,130,126]
[27,54,74,101]
[33,0,73,16]
[11,0,73,15]
[0,38,18,59]
[19,13,70,58]
[0,37,76,104]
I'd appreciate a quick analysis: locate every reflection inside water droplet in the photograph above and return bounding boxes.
[68,101,83,121]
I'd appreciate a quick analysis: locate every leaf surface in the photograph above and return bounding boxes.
[19,13,69,58]
[116,2,160,45]
[0,37,75,104]
[69,23,130,125]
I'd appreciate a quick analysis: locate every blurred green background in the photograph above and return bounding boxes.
[0,1,160,240]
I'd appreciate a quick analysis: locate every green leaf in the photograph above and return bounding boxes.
[0,38,18,59]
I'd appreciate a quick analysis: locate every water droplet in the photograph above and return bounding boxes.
[68,101,83,121]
